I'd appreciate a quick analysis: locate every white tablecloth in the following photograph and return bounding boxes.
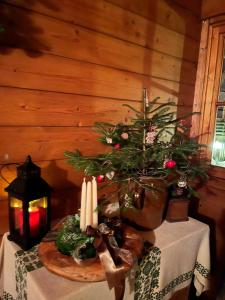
[0,217,210,300]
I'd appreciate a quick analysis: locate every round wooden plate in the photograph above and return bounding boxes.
[38,220,142,282]
[38,240,106,282]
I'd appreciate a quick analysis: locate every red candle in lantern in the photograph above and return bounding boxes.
[19,208,40,237]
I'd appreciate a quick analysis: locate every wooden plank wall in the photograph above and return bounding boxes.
[0,0,202,239]
[202,0,225,19]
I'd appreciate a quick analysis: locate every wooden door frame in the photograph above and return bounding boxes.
[191,17,225,179]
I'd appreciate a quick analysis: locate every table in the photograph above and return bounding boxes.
[0,217,210,300]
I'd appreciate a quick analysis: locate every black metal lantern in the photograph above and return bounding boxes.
[5,156,52,250]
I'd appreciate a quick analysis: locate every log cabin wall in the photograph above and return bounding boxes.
[0,0,202,240]
[202,0,225,19]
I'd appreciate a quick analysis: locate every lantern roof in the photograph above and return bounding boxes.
[17,155,41,178]
[5,156,52,201]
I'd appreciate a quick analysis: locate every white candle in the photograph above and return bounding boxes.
[85,181,92,227]
[80,178,87,231]
[92,176,98,228]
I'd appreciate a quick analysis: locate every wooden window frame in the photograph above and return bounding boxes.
[191,18,225,179]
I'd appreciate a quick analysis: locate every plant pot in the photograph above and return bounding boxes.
[166,198,190,222]
[119,178,167,230]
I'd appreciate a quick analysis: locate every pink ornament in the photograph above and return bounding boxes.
[146,131,156,144]
[121,132,129,140]
[97,175,105,183]
[165,160,176,169]
[114,143,121,150]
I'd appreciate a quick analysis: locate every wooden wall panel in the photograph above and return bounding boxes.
[0,127,109,164]
[0,49,196,101]
[107,0,201,40]
[202,0,225,19]
[0,87,140,126]
[0,46,196,87]
[1,87,190,127]
[3,0,200,62]
[0,0,201,235]
[173,0,202,16]
[0,2,199,63]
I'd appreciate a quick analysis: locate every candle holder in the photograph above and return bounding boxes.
[5,156,52,250]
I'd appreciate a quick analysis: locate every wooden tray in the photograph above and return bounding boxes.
[38,240,106,282]
[38,219,140,282]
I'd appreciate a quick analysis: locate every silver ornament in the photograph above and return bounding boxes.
[123,194,133,208]
[106,137,113,144]
[177,176,187,188]
[106,171,115,180]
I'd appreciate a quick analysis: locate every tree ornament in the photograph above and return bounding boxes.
[165,160,176,169]
[146,126,157,145]
[123,194,133,208]
[177,176,187,188]
[106,171,115,180]
[146,131,156,144]
[163,158,169,168]
[114,143,121,150]
[121,132,129,140]
[106,137,113,144]
[179,119,188,126]
[97,175,105,183]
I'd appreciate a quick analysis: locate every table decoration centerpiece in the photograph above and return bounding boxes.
[39,213,144,300]
[39,175,144,300]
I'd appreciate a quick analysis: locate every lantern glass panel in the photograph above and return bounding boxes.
[29,197,48,234]
[30,197,48,230]
[10,197,22,234]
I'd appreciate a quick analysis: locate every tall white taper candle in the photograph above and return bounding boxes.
[92,176,98,228]
[85,181,92,227]
[80,178,87,231]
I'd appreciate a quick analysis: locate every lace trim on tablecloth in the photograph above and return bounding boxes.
[1,291,15,300]
[195,261,210,278]
[135,247,161,300]
[15,246,43,300]
[134,246,210,300]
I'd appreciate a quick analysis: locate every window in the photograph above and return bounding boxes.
[192,18,225,178]
[211,50,225,167]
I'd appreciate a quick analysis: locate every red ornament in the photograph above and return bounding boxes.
[179,119,186,126]
[114,143,121,150]
[97,175,105,183]
[165,160,176,169]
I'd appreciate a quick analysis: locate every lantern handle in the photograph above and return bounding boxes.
[26,155,32,162]
[0,163,19,184]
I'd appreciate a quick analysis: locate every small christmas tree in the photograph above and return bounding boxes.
[65,89,208,205]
